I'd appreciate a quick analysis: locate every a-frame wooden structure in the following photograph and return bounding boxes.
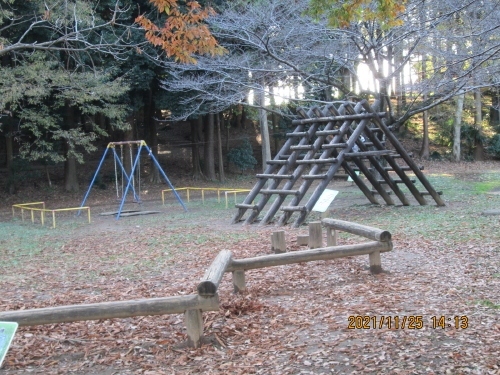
[232,100,445,228]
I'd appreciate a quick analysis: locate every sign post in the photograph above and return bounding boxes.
[312,189,339,216]
[0,322,18,368]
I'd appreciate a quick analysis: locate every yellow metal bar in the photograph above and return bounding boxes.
[44,207,84,212]
[87,208,91,224]
[31,209,34,223]
[187,189,190,202]
[217,189,221,203]
[40,210,44,226]
[13,201,45,208]
[202,190,205,204]
[21,208,24,222]
[52,211,56,229]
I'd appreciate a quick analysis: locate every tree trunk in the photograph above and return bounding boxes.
[64,151,79,192]
[259,78,271,172]
[5,120,13,170]
[203,114,216,180]
[419,51,430,158]
[64,103,79,192]
[148,113,161,184]
[122,115,136,181]
[269,84,280,155]
[473,88,484,161]
[216,113,225,183]
[145,90,160,183]
[491,94,500,127]
[191,118,203,179]
[420,95,430,159]
[452,91,465,162]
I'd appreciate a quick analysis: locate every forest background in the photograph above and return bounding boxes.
[1,0,500,195]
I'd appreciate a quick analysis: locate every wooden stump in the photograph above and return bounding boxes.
[184,309,203,348]
[308,221,323,249]
[271,231,286,253]
[297,235,309,246]
[369,251,382,274]
[232,270,246,293]
[326,227,337,246]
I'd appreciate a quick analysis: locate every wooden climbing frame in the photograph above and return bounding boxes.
[232,100,445,227]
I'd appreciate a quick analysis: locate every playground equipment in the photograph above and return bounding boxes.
[79,140,186,219]
[233,99,444,227]
[0,219,391,348]
[162,187,251,208]
[12,202,91,228]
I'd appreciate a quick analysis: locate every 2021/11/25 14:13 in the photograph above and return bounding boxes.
[431,316,469,329]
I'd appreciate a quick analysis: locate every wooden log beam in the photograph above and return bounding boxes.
[227,241,392,272]
[321,218,391,242]
[291,112,386,125]
[295,158,338,165]
[344,150,397,158]
[197,250,232,297]
[0,295,219,327]
[260,189,300,195]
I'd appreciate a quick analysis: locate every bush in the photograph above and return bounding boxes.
[487,134,500,158]
[227,139,257,172]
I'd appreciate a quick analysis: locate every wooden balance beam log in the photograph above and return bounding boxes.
[228,240,392,292]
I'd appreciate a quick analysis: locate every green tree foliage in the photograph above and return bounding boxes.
[227,139,257,172]
[307,0,407,28]
[0,52,128,163]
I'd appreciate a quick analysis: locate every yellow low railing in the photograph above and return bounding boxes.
[12,202,91,229]
[162,187,251,208]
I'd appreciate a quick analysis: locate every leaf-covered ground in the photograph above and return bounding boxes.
[1,161,499,374]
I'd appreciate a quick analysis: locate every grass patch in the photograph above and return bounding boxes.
[330,173,500,244]
[474,180,500,193]
[0,222,58,267]
[477,299,500,309]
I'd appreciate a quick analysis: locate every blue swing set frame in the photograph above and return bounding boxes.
[78,140,187,219]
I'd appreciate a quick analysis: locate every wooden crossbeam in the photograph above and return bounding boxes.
[256,174,293,179]
[295,158,338,164]
[322,143,348,149]
[344,150,396,158]
[281,206,307,212]
[260,189,300,195]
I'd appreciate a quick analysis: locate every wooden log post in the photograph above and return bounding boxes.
[326,227,337,246]
[369,251,382,274]
[297,235,309,246]
[308,221,323,249]
[184,309,204,348]
[232,270,246,293]
[197,250,232,297]
[271,230,286,253]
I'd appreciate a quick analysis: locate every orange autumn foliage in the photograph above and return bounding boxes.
[136,0,226,64]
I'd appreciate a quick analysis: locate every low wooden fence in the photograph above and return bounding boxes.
[12,202,91,228]
[0,219,391,348]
